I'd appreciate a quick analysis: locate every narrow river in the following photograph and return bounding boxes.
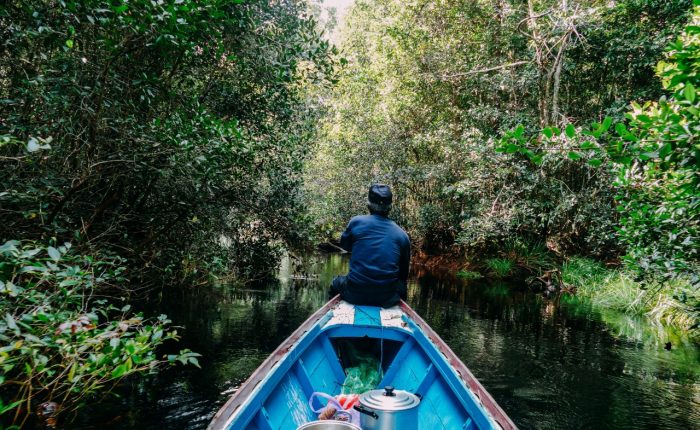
[70,253,700,430]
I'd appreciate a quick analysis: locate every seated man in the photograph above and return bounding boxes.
[330,184,410,307]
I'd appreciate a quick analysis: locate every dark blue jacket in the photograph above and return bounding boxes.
[340,214,410,288]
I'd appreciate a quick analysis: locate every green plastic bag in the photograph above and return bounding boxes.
[341,357,382,394]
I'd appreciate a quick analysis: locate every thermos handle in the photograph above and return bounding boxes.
[353,404,379,420]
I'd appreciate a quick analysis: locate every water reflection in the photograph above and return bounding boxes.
[70,254,699,430]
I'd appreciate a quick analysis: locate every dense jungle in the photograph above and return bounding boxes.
[1,0,698,428]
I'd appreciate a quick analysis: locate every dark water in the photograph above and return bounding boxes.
[70,254,700,430]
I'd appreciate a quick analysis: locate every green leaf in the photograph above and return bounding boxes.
[0,399,22,415]
[659,142,673,159]
[513,125,524,138]
[58,279,80,287]
[504,144,519,153]
[26,137,40,152]
[189,357,201,368]
[542,127,553,139]
[565,124,576,138]
[114,4,128,13]
[601,117,612,133]
[587,159,603,168]
[111,364,127,378]
[65,39,74,49]
[615,123,627,136]
[47,246,61,262]
[567,151,582,161]
[5,314,18,332]
[684,83,696,102]
[68,364,76,382]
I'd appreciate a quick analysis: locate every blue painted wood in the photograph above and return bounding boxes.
[254,407,274,430]
[228,323,325,429]
[414,363,437,397]
[302,336,343,395]
[353,305,381,326]
[405,318,494,430]
[210,302,514,430]
[293,360,315,399]
[463,417,475,430]
[378,337,415,386]
[320,334,347,385]
[323,325,409,342]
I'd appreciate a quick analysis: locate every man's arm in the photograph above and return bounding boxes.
[339,219,354,252]
[398,235,410,285]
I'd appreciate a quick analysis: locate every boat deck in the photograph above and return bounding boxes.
[208,299,517,430]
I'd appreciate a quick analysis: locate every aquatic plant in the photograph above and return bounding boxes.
[503,240,556,275]
[486,258,514,278]
[562,257,699,340]
[456,270,483,281]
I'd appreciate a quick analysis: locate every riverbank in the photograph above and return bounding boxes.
[561,257,699,344]
[413,250,699,344]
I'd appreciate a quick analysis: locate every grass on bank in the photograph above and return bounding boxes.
[456,270,483,280]
[562,257,699,340]
[485,258,514,278]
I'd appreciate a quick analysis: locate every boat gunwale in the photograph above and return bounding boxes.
[207,296,341,430]
[399,301,518,430]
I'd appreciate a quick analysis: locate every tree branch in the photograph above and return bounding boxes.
[438,60,531,80]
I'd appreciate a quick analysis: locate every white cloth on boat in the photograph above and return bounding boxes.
[325,301,405,328]
[325,301,356,326]
[380,306,404,328]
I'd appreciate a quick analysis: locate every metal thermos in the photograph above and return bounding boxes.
[354,386,420,430]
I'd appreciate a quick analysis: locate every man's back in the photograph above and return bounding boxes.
[329,184,410,307]
[340,214,410,288]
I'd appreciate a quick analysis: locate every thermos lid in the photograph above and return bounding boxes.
[358,386,420,411]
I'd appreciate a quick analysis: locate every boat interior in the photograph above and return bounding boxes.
[230,304,498,430]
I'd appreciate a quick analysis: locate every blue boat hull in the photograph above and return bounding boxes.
[208,298,517,430]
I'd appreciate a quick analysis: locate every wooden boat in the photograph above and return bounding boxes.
[208,297,517,430]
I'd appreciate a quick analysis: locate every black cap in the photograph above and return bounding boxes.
[368,184,392,213]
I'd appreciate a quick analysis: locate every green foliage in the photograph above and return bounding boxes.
[456,270,483,281]
[498,6,700,284]
[0,0,335,284]
[562,257,699,340]
[485,258,514,278]
[0,0,332,424]
[616,15,700,281]
[501,240,557,280]
[564,0,692,121]
[306,0,680,260]
[0,240,197,425]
